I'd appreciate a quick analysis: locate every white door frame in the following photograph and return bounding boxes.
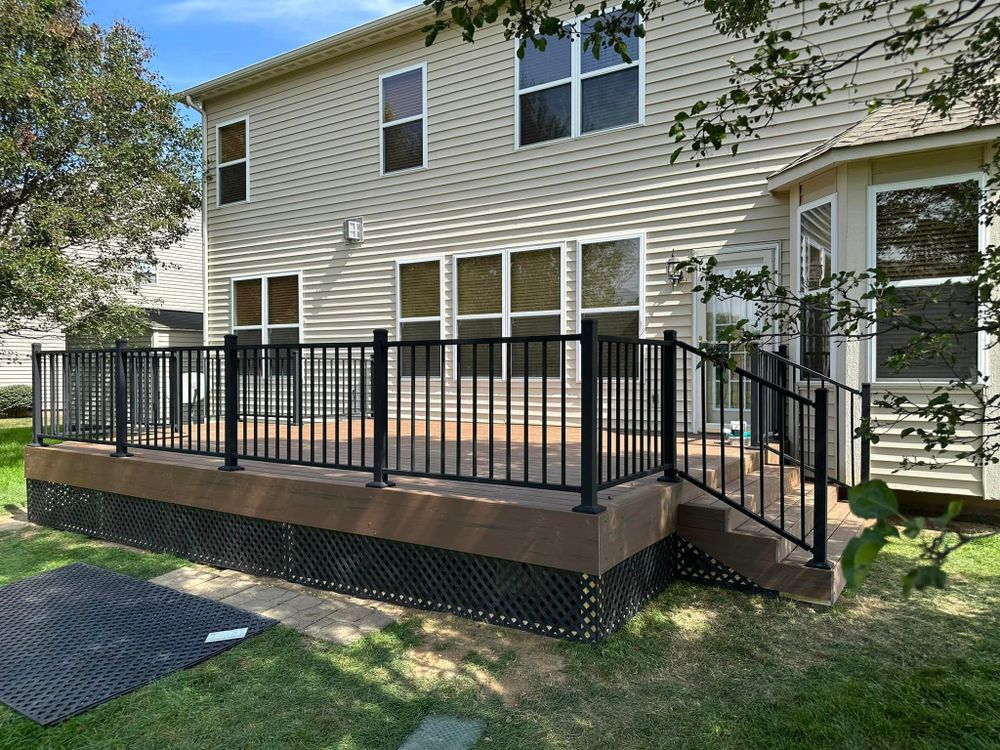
[691,242,781,430]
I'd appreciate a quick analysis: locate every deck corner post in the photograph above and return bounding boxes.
[574,318,606,514]
[860,382,872,484]
[658,329,681,484]
[366,328,394,489]
[28,343,44,447]
[807,386,832,569]
[111,338,132,458]
[218,334,244,472]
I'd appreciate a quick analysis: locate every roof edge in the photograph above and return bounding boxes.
[767,125,1000,192]
[177,3,431,102]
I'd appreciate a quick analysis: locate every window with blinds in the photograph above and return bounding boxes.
[517,10,642,147]
[398,260,442,376]
[580,237,641,333]
[232,274,300,347]
[873,177,981,381]
[454,247,563,377]
[381,66,426,174]
[217,119,248,205]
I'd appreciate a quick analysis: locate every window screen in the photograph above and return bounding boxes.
[874,179,982,380]
[217,120,248,205]
[381,67,426,174]
[398,260,442,377]
[517,12,641,147]
[799,201,834,376]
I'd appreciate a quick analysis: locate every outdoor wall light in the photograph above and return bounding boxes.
[667,254,685,287]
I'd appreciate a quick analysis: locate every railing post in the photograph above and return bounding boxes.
[659,329,680,484]
[860,382,871,484]
[366,329,394,488]
[218,334,244,472]
[170,351,182,432]
[807,387,831,569]
[28,343,44,447]
[111,338,131,458]
[574,318,605,514]
[749,347,761,448]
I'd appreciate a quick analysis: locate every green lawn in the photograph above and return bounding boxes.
[0,420,997,749]
[0,418,31,512]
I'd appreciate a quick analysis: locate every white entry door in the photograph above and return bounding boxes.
[694,245,778,428]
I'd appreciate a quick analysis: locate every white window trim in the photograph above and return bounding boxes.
[215,116,250,207]
[396,256,445,340]
[794,194,838,379]
[513,9,646,150]
[866,171,988,384]
[379,63,428,177]
[230,269,304,345]
[452,243,567,380]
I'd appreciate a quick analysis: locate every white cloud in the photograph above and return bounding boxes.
[158,0,412,34]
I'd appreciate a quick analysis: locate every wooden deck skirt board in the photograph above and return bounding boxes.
[23,444,679,576]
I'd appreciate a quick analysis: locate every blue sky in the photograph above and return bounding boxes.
[85,1,412,123]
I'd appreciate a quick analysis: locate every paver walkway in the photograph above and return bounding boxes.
[151,565,401,645]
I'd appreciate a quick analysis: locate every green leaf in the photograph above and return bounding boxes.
[842,531,887,588]
[847,480,899,520]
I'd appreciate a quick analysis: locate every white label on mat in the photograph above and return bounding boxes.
[205,627,248,643]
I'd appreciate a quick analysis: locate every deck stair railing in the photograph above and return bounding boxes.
[751,346,871,489]
[29,323,870,569]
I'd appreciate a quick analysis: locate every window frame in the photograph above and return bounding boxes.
[794,193,838,378]
[215,116,250,207]
[379,63,428,177]
[134,260,159,286]
[396,256,445,378]
[230,269,304,345]
[513,9,646,150]
[451,243,567,380]
[866,172,987,384]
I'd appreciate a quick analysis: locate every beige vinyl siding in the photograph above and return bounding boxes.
[133,215,204,314]
[198,4,982,488]
[0,332,66,387]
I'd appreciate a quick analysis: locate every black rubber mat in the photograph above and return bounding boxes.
[0,563,275,725]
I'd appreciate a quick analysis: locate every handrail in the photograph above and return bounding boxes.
[758,348,862,396]
[666,332,830,566]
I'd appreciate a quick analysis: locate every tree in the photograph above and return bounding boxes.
[0,0,200,350]
[424,0,1000,590]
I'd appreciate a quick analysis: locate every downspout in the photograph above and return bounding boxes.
[184,95,210,346]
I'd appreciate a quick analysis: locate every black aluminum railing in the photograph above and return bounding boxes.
[29,323,870,568]
[752,346,871,488]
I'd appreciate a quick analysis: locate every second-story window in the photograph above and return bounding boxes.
[217,119,248,205]
[517,10,643,148]
[381,65,426,174]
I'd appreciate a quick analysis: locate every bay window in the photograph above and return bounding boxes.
[516,10,643,147]
[871,176,982,381]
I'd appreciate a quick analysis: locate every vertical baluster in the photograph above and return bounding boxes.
[472,344,478,477]
[505,341,512,482]
[523,340,529,483]
[541,340,548,485]
[489,342,495,480]
[561,339,567,488]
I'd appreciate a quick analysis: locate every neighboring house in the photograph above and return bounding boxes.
[0,214,204,386]
[177,3,999,508]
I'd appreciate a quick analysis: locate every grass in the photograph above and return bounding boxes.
[0,418,31,512]
[0,421,997,748]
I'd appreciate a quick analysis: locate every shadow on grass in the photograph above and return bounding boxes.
[0,526,994,749]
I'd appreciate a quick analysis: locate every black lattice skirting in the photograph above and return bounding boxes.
[26,479,773,642]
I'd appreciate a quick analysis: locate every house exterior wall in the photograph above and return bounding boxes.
[785,143,996,500]
[194,4,989,499]
[0,214,203,386]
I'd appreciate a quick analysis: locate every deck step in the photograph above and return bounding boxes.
[677,448,863,605]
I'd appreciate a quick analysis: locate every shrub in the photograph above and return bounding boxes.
[0,384,32,418]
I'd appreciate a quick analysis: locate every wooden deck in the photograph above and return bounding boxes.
[24,430,864,604]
